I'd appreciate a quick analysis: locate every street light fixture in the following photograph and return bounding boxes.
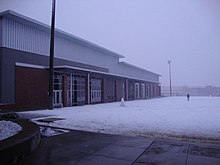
[168,60,172,97]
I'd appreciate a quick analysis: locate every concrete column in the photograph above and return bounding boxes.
[115,80,117,101]
[62,74,67,107]
[70,74,72,106]
[102,78,105,103]
[87,73,90,104]
[125,79,128,101]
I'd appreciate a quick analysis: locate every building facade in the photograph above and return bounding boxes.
[0,10,161,111]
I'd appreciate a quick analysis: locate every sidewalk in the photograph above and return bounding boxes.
[16,129,220,165]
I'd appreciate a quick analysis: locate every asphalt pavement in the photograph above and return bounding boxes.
[15,129,220,165]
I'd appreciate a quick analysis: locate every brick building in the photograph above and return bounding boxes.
[0,10,161,111]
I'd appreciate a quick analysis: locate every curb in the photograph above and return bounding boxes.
[0,119,41,164]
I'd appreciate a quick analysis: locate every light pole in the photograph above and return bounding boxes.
[49,0,56,110]
[168,60,172,97]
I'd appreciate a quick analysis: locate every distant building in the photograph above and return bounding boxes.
[0,10,161,111]
[161,86,220,97]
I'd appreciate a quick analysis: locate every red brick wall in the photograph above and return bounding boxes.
[62,74,68,107]
[0,66,49,111]
[15,66,49,110]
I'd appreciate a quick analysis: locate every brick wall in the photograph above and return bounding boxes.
[0,66,49,111]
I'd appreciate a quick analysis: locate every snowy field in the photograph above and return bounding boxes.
[19,97,220,140]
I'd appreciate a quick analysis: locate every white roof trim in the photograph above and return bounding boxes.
[15,62,46,69]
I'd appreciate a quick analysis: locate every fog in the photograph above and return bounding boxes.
[1,0,220,87]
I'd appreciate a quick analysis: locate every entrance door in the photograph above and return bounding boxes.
[90,78,102,103]
[67,74,86,106]
[53,73,63,106]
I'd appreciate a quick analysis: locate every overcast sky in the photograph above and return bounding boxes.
[1,0,220,87]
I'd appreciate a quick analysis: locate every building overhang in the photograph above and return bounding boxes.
[15,62,160,85]
[54,65,160,84]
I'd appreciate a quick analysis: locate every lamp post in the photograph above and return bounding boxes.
[48,0,56,110]
[168,60,172,97]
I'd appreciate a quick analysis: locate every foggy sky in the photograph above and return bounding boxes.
[1,0,220,87]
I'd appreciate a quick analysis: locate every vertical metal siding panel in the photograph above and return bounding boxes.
[19,22,23,51]
[29,26,32,52]
[10,20,12,48]
[35,29,38,53]
[7,19,10,48]
[10,21,15,48]
[18,22,21,50]
[36,29,39,53]
[39,30,42,54]
[25,25,28,51]
[3,19,50,56]
[4,19,8,47]
[31,26,34,52]
[4,19,7,47]
[25,25,28,52]
[28,25,30,52]
[41,31,47,55]
[4,19,8,48]
[14,20,17,49]
[54,36,109,68]
[20,22,24,51]
[21,23,24,51]
[25,24,28,52]
[16,21,19,50]
[22,23,25,51]
[78,45,84,63]
[31,27,34,52]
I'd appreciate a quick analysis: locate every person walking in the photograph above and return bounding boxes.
[187,93,190,101]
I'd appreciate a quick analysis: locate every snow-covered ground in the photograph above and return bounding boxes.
[0,120,22,141]
[19,97,220,140]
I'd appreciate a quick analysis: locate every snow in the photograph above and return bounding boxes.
[19,97,220,139]
[40,127,70,137]
[0,120,22,141]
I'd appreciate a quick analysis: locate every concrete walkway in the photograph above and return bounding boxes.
[16,129,220,165]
